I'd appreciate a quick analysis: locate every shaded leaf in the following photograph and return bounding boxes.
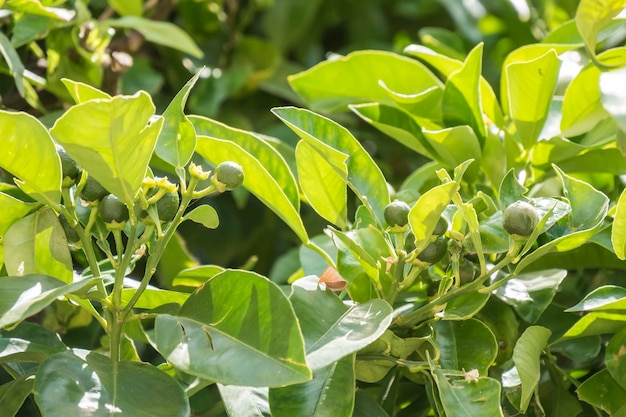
[577,369,626,414]
[34,350,189,417]
[606,328,626,390]
[0,31,25,97]
[0,374,34,417]
[512,326,551,412]
[218,385,270,417]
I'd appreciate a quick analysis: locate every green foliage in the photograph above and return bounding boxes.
[1,0,626,416]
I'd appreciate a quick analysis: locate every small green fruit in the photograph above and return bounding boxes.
[215,161,244,190]
[417,236,448,264]
[100,194,129,224]
[58,215,80,243]
[502,201,538,239]
[384,200,410,227]
[57,146,81,183]
[80,177,109,202]
[141,189,180,223]
[433,216,448,236]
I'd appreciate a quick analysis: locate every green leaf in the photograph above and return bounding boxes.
[296,140,348,229]
[218,385,270,417]
[0,322,66,363]
[273,107,390,225]
[5,0,75,20]
[562,311,626,339]
[0,192,37,236]
[350,103,438,159]
[0,374,34,417]
[61,78,111,103]
[498,169,527,210]
[121,288,189,310]
[183,205,219,229]
[107,17,203,58]
[431,365,504,417]
[108,0,143,16]
[606,328,626,390]
[4,208,72,282]
[512,326,551,412]
[34,350,189,417]
[288,50,441,112]
[422,126,482,180]
[170,265,224,288]
[0,111,61,206]
[601,66,626,132]
[50,91,162,206]
[493,269,567,323]
[404,44,504,127]
[442,292,490,320]
[154,270,311,386]
[575,0,626,60]
[504,49,561,148]
[566,285,626,312]
[353,390,391,417]
[156,71,201,168]
[194,136,307,242]
[442,43,486,142]
[577,369,626,414]
[0,275,97,328]
[0,31,25,97]
[408,181,458,254]
[434,318,498,376]
[269,354,355,417]
[289,279,392,371]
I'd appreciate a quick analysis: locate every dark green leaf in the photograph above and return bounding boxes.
[218,385,270,417]
[606,328,626,390]
[577,369,626,414]
[0,374,34,417]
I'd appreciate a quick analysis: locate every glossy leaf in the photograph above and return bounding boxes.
[4,208,72,282]
[566,285,626,312]
[422,126,481,180]
[269,354,355,417]
[442,43,486,142]
[512,326,551,412]
[288,50,441,112]
[493,269,567,324]
[606,328,626,390]
[0,322,66,363]
[120,288,189,309]
[171,265,224,288]
[107,17,203,58]
[577,369,626,414]
[403,44,504,126]
[183,205,219,229]
[562,311,626,339]
[50,92,163,206]
[575,0,626,58]
[0,374,34,417]
[218,385,270,417]
[431,365,504,417]
[504,49,561,148]
[156,71,201,168]
[434,318,498,375]
[296,140,348,229]
[273,107,390,225]
[0,274,97,328]
[350,103,438,160]
[61,78,111,103]
[154,270,311,386]
[34,350,190,417]
[289,280,393,371]
[409,181,458,254]
[0,31,25,97]
[0,111,61,206]
[442,292,490,320]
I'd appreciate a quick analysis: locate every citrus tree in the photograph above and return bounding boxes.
[2,0,626,416]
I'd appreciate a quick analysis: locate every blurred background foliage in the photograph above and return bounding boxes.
[0,0,581,280]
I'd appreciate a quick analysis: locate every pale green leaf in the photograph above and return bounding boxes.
[409,181,458,254]
[107,17,203,58]
[561,312,626,339]
[108,0,143,16]
[575,0,626,58]
[296,141,348,229]
[512,326,551,412]
[4,208,72,282]
[613,188,626,260]
[120,288,189,310]
[0,111,61,206]
[505,49,561,148]
[218,385,270,417]
[61,78,111,103]
[273,107,390,225]
[183,205,219,229]
[156,71,201,168]
[0,31,25,97]
[422,126,482,180]
[50,91,162,206]
[5,0,75,20]
[35,351,189,417]
[288,50,441,112]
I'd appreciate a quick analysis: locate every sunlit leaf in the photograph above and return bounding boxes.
[61,78,111,103]
[409,181,458,254]
[566,285,626,312]
[575,0,626,60]
[600,66,626,132]
[422,126,481,180]
[0,31,25,97]
[0,111,61,206]
[183,205,219,229]
[606,328,626,390]
[512,326,551,412]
